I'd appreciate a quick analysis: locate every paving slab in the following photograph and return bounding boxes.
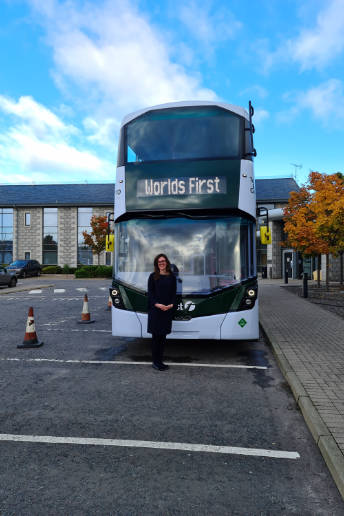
[259,280,344,499]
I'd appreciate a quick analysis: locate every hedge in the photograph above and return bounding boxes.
[41,265,63,274]
[62,264,76,274]
[74,265,113,278]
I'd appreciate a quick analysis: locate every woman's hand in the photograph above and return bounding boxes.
[155,303,167,311]
[155,303,173,311]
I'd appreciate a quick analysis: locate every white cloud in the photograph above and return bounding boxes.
[0,95,76,139]
[240,85,268,100]
[253,109,270,124]
[83,116,120,148]
[28,0,217,114]
[289,0,344,70]
[0,95,113,181]
[277,79,344,124]
[9,131,110,175]
[178,1,242,49]
[298,79,344,120]
[257,0,344,72]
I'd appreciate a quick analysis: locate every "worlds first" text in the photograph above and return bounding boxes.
[137,176,227,197]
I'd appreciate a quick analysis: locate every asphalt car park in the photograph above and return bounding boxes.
[0,279,343,514]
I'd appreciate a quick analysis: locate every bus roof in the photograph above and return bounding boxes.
[120,101,249,127]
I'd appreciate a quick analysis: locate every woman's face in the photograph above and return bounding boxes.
[157,256,167,273]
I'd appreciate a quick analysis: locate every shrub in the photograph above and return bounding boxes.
[95,265,113,278]
[62,264,76,274]
[75,265,97,278]
[75,265,113,278]
[41,265,63,274]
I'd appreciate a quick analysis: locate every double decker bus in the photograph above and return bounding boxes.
[110,101,258,340]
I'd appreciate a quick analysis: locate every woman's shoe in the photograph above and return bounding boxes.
[152,363,164,371]
[152,363,169,371]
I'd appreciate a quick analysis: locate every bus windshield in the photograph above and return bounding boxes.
[125,107,242,163]
[115,216,255,294]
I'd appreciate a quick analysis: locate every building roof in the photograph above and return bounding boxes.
[255,178,299,202]
[0,184,114,207]
[0,177,298,207]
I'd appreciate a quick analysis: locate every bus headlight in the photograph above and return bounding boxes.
[110,286,125,310]
[238,284,257,311]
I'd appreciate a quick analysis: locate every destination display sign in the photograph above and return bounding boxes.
[137,176,226,197]
[125,159,240,211]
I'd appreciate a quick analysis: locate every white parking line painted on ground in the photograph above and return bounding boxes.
[76,288,87,292]
[0,357,267,369]
[0,433,300,459]
[99,287,107,291]
[54,289,66,293]
[42,328,111,332]
[29,290,42,294]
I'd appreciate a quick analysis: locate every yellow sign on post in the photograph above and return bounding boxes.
[260,226,271,245]
[106,234,114,252]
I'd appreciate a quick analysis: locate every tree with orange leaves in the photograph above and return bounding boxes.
[284,171,344,287]
[82,215,112,265]
[310,172,344,286]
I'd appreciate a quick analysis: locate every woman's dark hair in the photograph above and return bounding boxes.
[153,254,172,280]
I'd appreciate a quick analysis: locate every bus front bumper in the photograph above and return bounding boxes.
[111,303,259,340]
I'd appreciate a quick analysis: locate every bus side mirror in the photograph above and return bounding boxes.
[260,226,271,245]
[106,234,114,252]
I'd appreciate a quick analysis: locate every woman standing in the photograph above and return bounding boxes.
[147,254,177,371]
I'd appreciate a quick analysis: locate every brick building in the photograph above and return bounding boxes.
[256,177,300,279]
[0,179,301,276]
[0,184,114,267]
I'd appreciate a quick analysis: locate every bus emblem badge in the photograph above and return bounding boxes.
[238,318,247,328]
[184,301,196,312]
[177,301,195,312]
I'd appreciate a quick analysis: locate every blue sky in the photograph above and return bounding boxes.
[0,0,343,186]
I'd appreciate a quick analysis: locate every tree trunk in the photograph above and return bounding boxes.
[326,253,329,291]
[317,254,321,288]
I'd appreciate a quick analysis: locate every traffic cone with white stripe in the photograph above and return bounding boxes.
[18,307,44,349]
[106,295,112,311]
[78,293,95,324]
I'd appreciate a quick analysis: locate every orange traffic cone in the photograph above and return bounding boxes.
[18,307,44,349]
[106,295,112,311]
[78,293,95,324]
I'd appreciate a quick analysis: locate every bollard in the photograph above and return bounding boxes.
[302,272,308,298]
[284,268,288,284]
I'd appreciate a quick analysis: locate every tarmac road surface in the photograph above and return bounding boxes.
[0,279,342,515]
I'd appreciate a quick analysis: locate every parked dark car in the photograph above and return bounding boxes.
[6,259,42,278]
[0,265,17,287]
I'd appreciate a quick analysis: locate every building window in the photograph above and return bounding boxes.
[78,207,93,265]
[25,213,31,226]
[25,251,31,260]
[105,252,112,266]
[0,208,13,264]
[43,208,58,264]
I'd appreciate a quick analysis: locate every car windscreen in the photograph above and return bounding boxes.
[9,261,27,267]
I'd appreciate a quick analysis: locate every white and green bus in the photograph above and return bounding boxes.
[111,101,258,340]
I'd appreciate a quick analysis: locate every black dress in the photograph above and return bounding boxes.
[147,272,177,335]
